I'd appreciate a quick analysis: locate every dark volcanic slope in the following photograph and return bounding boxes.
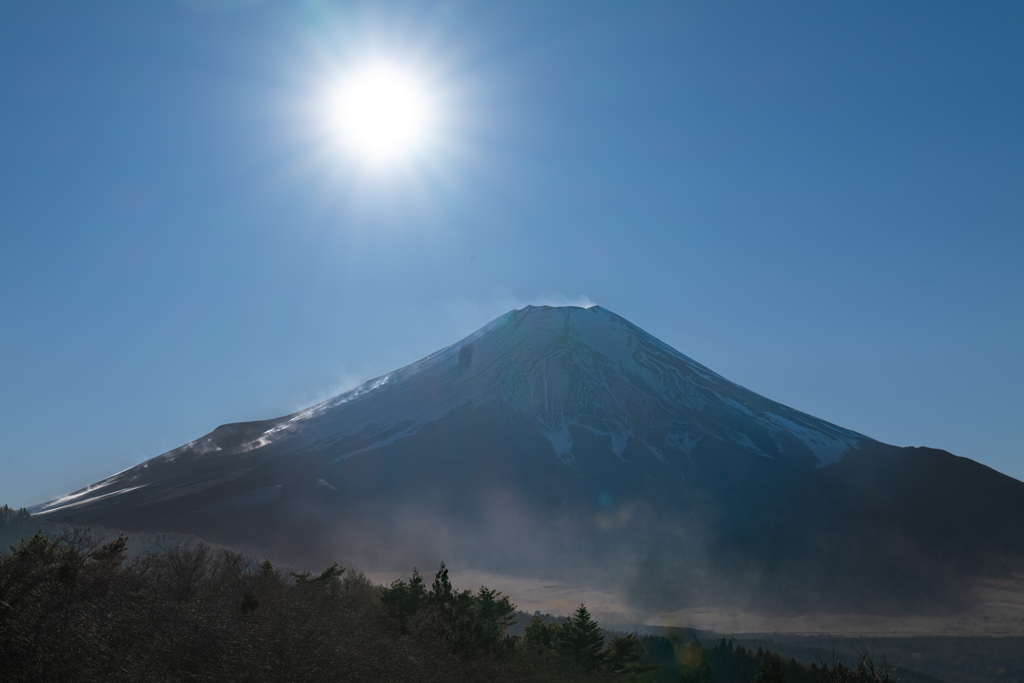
[32,306,1024,613]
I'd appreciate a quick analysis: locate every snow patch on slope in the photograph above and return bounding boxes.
[765,413,861,465]
[32,485,147,515]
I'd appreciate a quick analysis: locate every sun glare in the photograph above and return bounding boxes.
[328,62,435,168]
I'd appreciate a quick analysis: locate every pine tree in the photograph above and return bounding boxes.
[430,562,454,608]
[379,568,429,632]
[471,587,516,649]
[604,633,651,674]
[259,558,278,578]
[556,604,605,672]
[523,615,555,655]
[408,567,426,609]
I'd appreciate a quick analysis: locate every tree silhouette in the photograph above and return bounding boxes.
[556,604,605,672]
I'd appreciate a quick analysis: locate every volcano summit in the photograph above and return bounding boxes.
[33,306,1024,614]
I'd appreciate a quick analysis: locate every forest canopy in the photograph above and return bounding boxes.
[0,506,926,683]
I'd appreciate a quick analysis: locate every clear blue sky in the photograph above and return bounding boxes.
[2,1,1022,508]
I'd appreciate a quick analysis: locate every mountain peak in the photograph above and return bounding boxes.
[437,305,869,465]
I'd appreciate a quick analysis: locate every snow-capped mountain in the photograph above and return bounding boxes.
[31,306,1024,613]
[33,306,868,517]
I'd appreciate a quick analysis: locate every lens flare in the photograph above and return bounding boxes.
[595,492,633,531]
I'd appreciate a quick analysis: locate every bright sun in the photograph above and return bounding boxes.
[328,62,435,168]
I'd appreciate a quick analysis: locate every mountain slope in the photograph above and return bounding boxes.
[31,306,1024,614]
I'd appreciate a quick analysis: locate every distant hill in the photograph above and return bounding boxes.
[31,306,1024,616]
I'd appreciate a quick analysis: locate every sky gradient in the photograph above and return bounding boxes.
[2,0,1023,508]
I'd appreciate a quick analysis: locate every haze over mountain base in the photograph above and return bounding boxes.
[361,568,1024,637]
[32,306,1024,627]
